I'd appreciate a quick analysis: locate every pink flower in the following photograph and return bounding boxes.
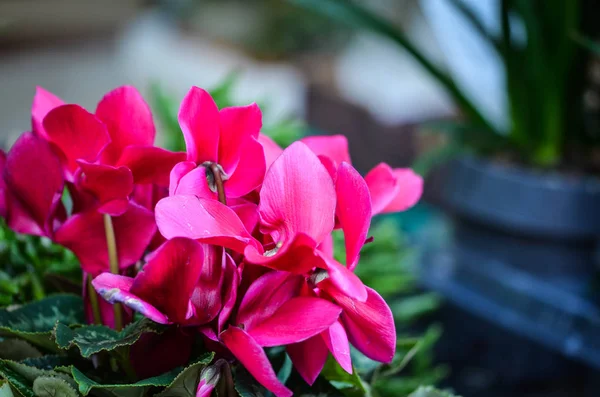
[220,271,343,397]
[169,87,265,200]
[92,237,235,326]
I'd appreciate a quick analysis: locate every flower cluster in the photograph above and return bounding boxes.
[1,86,422,397]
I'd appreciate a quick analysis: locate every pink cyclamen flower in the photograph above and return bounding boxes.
[169,87,265,199]
[221,271,343,397]
[93,237,236,326]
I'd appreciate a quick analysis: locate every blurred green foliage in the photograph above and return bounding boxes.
[294,0,600,170]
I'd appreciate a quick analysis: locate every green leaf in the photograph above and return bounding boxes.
[0,340,41,361]
[233,365,267,397]
[0,380,14,397]
[155,352,215,397]
[321,356,370,397]
[0,295,84,350]
[54,318,164,357]
[0,360,76,397]
[409,386,461,397]
[32,377,78,397]
[276,354,292,385]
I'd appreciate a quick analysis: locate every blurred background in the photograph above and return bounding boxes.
[2,0,600,396]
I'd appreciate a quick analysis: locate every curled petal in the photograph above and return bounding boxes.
[287,336,329,386]
[236,271,303,330]
[76,161,133,216]
[156,195,260,253]
[224,136,266,198]
[322,281,396,363]
[190,246,225,324]
[301,135,351,167]
[218,254,240,333]
[336,162,372,270]
[248,297,342,346]
[178,87,220,163]
[43,104,110,181]
[96,86,156,164]
[32,86,64,140]
[259,141,336,244]
[171,166,216,199]
[319,254,367,302]
[92,273,169,324]
[244,233,324,274]
[117,146,185,187]
[131,237,204,324]
[365,163,423,215]
[55,202,156,275]
[322,320,352,374]
[4,132,64,236]
[218,103,262,172]
[169,161,196,196]
[230,201,259,234]
[221,327,292,397]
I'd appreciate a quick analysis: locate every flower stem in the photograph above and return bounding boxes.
[87,275,102,325]
[103,213,123,331]
[209,163,227,206]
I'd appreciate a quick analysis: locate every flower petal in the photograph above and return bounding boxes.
[116,146,186,187]
[130,237,204,324]
[230,201,259,234]
[189,245,225,324]
[55,202,156,275]
[76,161,133,216]
[248,297,342,346]
[259,141,335,244]
[322,320,352,374]
[365,163,423,215]
[236,271,303,330]
[221,327,292,397]
[319,254,367,302]
[258,134,282,169]
[301,135,351,167]
[178,87,220,163]
[336,162,371,270]
[43,104,110,180]
[31,86,64,140]
[96,86,156,164]
[218,253,240,333]
[155,195,260,253]
[287,336,329,386]
[218,103,262,172]
[322,281,396,363]
[171,166,216,199]
[4,132,64,236]
[224,136,266,198]
[92,273,169,324]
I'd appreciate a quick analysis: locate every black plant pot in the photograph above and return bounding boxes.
[419,155,600,391]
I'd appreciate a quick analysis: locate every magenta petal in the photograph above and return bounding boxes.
[336,162,371,270]
[130,237,204,324]
[155,195,260,253]
[189,246,225,324]
[365,163,423,215]
[218,253,240,332]
[259,141,336,243]
[287,336,329,385]
[0,151,6,218]
[236,271,303,330]
[318,234,334,257]
[221,327,292,397]
[230,201,259,234]
[172,166,216,199]
[92,273,169,324]
[178,87,220,163]
[258,134,283,169]
[43,105,110,180]
[324,281,396,363]
[55,202,156,275]
[169,161,197,196]
[4,132,64,236]
[322,320,352,374]
[31,86,64,140]
[224,136,266,198]
[76,161,133,216]
[218,103,262,172]
[319,254,367,302]
[96,86,156,164]
[301,135,351,167]
[117,146,186,187]
[248,297,342,346]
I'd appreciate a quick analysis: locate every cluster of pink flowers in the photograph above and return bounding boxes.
[1,85,423,397]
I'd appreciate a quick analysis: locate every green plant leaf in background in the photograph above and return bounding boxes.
[32,377,78,397]
[0,295,84,350]
[409,386,460,397]
[321,357,370,397]
[54,319,165,358]
[0,359,77,397]
[155,352,215,397]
